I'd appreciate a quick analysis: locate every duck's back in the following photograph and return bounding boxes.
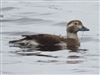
[22,34,66,45]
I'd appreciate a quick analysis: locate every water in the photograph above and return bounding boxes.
[0,0,99,74]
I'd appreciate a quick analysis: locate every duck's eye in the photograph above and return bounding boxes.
[74,22,78,25]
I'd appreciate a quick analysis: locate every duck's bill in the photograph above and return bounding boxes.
[79,26,89,31]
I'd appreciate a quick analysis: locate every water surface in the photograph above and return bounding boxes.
[1,1,99,74]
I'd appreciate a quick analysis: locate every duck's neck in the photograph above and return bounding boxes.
[67,32,78,40]
[66,32,80,51]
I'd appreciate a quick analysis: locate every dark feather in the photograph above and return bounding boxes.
[22,34,66,45]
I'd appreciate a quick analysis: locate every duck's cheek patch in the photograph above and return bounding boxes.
[78,25,82,29]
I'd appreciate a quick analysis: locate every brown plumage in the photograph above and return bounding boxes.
[66,38,80,51]
[9,34,67,51]
[22,34,66,45]
[9,20,89,52]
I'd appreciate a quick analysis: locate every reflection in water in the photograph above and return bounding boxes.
[36,60,59,64]
[67,52,84,64]
[68,55,81,59]
[18,52,58,58]
[9,48,86,64]
[10,50,59,58]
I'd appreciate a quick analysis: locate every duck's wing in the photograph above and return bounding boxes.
[22,34,65,45]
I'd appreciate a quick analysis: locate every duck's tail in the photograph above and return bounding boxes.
[9,38,40,51]
[9,38,28,48]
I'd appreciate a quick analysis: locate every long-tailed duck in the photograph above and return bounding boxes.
[9,20,89,52]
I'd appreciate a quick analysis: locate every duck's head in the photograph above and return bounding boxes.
[67,20,89,33]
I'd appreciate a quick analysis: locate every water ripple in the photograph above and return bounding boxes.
[0,17,53,24]
[0,7,18,11]
[1,31,36,36]
[54,22,66,26]
[80,36,99,42]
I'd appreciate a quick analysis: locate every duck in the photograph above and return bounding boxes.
[9,20,89,52]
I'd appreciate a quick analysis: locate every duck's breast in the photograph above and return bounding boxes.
[66,38,80,51]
